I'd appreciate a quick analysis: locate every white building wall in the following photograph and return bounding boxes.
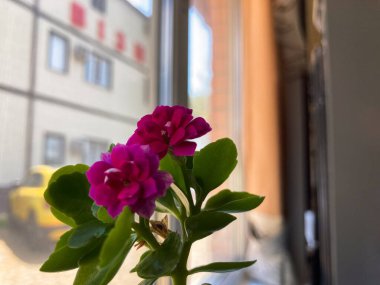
[35,18,152,119]
[32,100,136,167]
[38,0,151,67]
[0,0,158,184]
[0,91,28,184]
[0,0,33,90]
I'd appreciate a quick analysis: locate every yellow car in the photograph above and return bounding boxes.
[8,165,66,243]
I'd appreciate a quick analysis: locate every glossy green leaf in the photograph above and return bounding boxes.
[193,138,237,195]
[92,204,114,224]
[138,279,157,285]
[99,207,133,267]
[68,220,108,248]
[185,154,196,169]
[51,207,76,227]
[132,232,182,279]
[40,229,102,272]
[185,211,236,242]
[54,229,75,251]
[170,185,190,216]
[108,143,115,152]
[44,171,94,225]
[160,154,187,194]
[48,164,89,186]
[188,260,256,275]
[204,189,265,213]
[156,188,181,219]
[73,234,137,285]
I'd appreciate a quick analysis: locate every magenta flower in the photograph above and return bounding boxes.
[127,105,211,158]
[86,144,173,218]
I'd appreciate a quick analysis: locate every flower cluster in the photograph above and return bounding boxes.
[86,105,211,218]
[86,144,172,218]
[127,105,211,158]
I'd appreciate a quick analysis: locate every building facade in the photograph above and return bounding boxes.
[0,0,157,184]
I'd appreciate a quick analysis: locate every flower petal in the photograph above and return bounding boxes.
[186,117,212,139]
[118,182,140,200]
[86,161,111,185]
[89,184,117,206]
[142,177,158,198]
[172,141,197,156]
[133,200,156,218]
[107,202,127,218]
[111,144,131,168]
[154,171,173,196]
[170,127,186,146]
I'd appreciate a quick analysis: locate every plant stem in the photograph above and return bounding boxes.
[172,241,192,285]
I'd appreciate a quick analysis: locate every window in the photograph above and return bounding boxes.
[92,0,106,13]
[48,32,69,73]
[44,133,65,165]
[81,139,108,165]
[126,0,152,17]
[85,52,112,88]
[23,173,43,187]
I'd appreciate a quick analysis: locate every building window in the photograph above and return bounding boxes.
[92,0,106,13]
[82,139,108,165]
[44,133,65,165]
[23,173,43,187]
[85,52,112,89]
[126,0,152,17]
[48,32,69,73]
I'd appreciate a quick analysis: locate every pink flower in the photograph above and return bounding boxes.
[86,144,173,218]
[127,105,211,158]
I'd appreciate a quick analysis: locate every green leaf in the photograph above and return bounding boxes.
[54,229,75,251]
[185,211,236,242]
[156,188,181,219]
[138,279,157,285]
[99,207,133,267]
[51,207,77,227]
[132,232,182,279]
[44,171,94,225]
[204,189,264,213]
[73,234,138,285]
[40,229,102,272]
[185,154,196,169]
[48,164,89,186]
[160,154,187,194]
[193,138,238,195]
[188,260,256,275]
[92,204,114,224]
[108,143,115,152]
[170,185,190,216]
[68,220,108,248]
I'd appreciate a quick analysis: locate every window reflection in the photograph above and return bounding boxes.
[0,0,157,284]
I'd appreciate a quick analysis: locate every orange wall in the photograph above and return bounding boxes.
[242,0,282,216]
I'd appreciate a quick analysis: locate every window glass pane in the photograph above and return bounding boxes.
[99,58,110,88]
[85,52,96,83]
[92,0,106,13]
[188,1,245,284]
[44,133,65,165]
[48,33,67,72]
[126,0,153,17]
[0,0,159,283]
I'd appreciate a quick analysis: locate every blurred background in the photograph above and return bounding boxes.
[0,0,380,284]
